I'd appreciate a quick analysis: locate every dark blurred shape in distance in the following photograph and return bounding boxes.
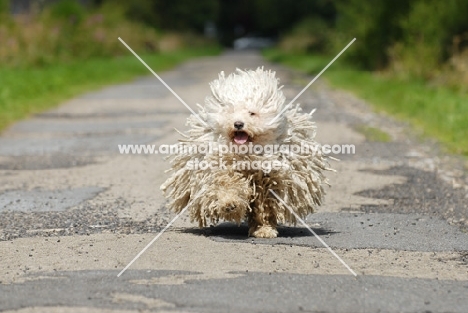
[233,37,274,50]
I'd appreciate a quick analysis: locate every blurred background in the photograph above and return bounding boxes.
[1,0,467,153]
[2,0,468,78]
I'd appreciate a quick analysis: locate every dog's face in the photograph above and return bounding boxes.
[217,101,284,146]
[205,68,287,146]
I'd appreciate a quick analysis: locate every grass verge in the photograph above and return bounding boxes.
[0,46,221,132]
[264,49,468,155]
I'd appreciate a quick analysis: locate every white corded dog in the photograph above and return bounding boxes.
[161,68,330,238]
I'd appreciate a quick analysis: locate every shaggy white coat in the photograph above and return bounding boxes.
[161,68,330,238]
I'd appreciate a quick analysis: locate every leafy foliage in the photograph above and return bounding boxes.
[110,0,219,32]
[272,0,468,85]
[393,0,468,79]
[49,0,86,24]
[330,0,410,69]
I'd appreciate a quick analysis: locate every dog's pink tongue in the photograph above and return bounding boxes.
[234,132,248,144]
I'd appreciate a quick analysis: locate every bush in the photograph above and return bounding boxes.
[279,17,330,54]
[110,0,219,32]
[48,0,85,24]
[390,0,468,79]
[326,0,468,80]
[330,0,410,70]
[0,1,161,68]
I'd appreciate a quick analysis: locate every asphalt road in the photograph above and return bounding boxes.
[1,51,467,313]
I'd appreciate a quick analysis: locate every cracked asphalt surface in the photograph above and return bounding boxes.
[1,51,467,313]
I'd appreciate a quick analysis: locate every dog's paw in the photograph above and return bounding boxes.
[249,225,278,238]
[216,201,246,224]
[223,204,237,213]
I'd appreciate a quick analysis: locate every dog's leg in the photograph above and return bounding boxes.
[248,208,278,238]
[200,171,252,226]
[215,185,249,223]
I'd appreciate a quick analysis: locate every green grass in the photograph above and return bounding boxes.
[264,49,468,155]
[0,46,221,131]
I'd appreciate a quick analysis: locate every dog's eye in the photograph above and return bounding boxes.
[249,112,256,116]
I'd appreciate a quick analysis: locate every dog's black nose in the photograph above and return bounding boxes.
[234,121,244,129]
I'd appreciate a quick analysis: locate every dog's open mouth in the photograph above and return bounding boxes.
[233,131,249,145]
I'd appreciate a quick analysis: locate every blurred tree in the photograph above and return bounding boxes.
[0,0,8,14]
[48,0,86,24]
[253,0,334,36]
[103,0,218,33]
[156,0,219,32]
[217,0,335,46]
[216,0,255,45]
[394,0,468,77]
[332,0,410,69]
[0,0,10,25]
[279,17,331,53]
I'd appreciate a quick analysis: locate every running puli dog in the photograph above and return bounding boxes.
[161,68,330,238]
